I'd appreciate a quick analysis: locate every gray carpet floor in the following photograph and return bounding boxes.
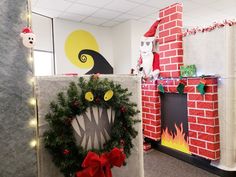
[144,150,220,177]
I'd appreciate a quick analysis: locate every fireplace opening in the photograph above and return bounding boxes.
[160,93,190,154]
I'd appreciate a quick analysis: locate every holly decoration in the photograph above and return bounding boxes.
[63,149,70,155]
[71,100,80,108]
[120,106,126,113]
[43,76,140,177]
[158,84,165,93]
[177,80,186,94]
[197,79,206,95]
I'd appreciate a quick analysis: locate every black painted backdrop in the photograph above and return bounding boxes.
[161,93,188,140]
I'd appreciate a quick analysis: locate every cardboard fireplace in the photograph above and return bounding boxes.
[142,3,220,161]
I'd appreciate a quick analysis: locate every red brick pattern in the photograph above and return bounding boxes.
[142,77,220,160]
[142,81,161,140]
[159,3,183,78]
[142,3,220,161]
[187,78,220,160]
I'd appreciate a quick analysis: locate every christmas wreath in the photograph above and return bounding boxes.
[43,75,140,177]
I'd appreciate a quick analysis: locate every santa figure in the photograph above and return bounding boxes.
[138,19,161,80]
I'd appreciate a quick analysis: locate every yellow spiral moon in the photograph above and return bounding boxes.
[64,30,99,68]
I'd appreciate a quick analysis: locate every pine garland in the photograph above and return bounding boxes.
[43,75,140,177]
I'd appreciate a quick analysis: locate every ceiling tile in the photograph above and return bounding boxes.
[144,0,181,8]
[32,0,236,28]
[138,17,156,24]
[145,13,158,20]
[184,11,230,28]
[127,0,147,3]
[127,5,157,17]
[36,0,72,11]
[32,7,63,18]
[65,3,98,16]
[59,12,86,22]
[101,21,120,27]
[114,13,141,22]
[185,6,221,18]
[190,0,219,5]
[104,0,139,12]
[81,17,108,25]
[91,9,121,19]
[68,0,113,8]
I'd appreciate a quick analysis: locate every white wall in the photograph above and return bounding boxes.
[112,20,150,74]
[130,20,151,70]
[53,18,113,75]
[112,21,131,74]
[32,14,151,75]
[184,26,236,171]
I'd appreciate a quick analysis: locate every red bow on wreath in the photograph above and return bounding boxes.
[76,148,126,177]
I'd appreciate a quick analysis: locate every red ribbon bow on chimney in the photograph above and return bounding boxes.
[76,148,126,177]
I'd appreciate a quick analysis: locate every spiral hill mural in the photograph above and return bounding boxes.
[64,30,113,74]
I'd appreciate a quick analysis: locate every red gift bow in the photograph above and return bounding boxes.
[76,148,126,177]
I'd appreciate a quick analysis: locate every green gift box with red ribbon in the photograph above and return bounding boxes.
[180,64,197,77]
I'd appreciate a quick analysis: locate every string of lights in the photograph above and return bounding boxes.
[26,0,37,148]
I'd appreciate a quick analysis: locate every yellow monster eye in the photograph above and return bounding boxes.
[104,90,114,101]
[85,92,94,102]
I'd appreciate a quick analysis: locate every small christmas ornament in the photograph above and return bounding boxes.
[72,100,80,108]
[85,91,94,102]
[20,27,36,48]
[197,79,206,95]
[120,106,126,113]
[158,84,165,93]
[177,80,186,94]
[64,117,73,125]
[104,90,114,101]
[92,73,100,80]
[63,149,70,155]
[120,139,125,146]
[95,97,100,104]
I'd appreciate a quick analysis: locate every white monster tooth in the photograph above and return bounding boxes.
[81,134,86,148]
[76,115,85,131]
[99,107,103,117]
[71,119,81,136]
[100,132,106,146]
[93,107,99,125]
[107,108,112,123]
[94,132,99,149]
[112,110,115,123]
[86,109,92,122]
[104,129,110,140]
[87,136,92,150]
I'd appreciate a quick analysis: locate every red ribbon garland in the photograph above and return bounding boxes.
[76,148,126,177]
[183,19,236,37]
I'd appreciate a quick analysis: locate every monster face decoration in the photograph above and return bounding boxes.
[43,76,139,177]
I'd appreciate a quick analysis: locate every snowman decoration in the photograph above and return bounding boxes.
[138,19,161,80]
[20,27,36,48]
